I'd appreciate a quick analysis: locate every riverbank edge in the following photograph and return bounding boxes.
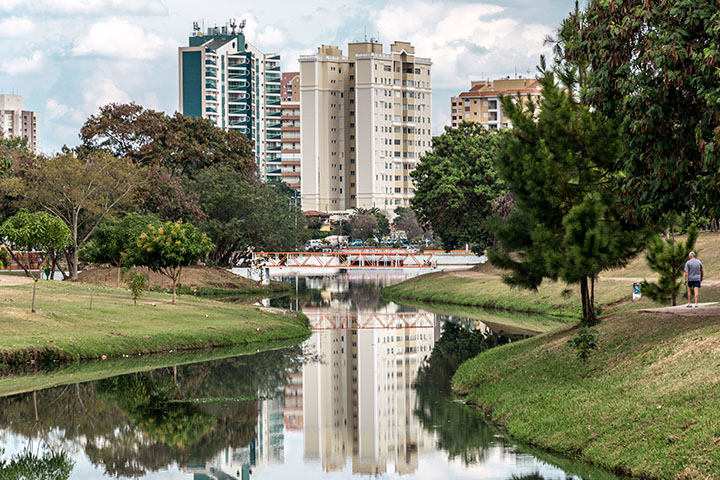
[0,281,311,367]
[452,309,720,480]
[381,273,580,319]
[0,337,305,398]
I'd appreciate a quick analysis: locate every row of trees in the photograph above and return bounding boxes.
[0,103,305,285]
[410,1,720,325]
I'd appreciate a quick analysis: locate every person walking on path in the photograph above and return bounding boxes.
[684,251,704,307]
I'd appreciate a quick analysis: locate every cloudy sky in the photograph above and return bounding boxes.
[0,0,575,153]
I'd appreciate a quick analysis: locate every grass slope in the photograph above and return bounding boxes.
[453,311,720,480]
[0,280,309,365]
[384,271,645,318]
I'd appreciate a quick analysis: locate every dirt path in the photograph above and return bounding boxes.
[641,302,720,317]
[0,274,33,287]
[448,269,720,286]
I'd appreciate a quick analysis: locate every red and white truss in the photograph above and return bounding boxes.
[307,312,436,330]
[252,250,437,268]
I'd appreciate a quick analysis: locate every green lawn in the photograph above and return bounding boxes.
[453,310,720,480]
[0,280,309,365]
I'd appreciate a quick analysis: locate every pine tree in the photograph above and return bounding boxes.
[490,64,650,326]
[640,224,698,306]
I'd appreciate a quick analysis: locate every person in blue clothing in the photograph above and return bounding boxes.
[684,251,704,308]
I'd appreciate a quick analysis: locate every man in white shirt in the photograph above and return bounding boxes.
[684,251,704,308]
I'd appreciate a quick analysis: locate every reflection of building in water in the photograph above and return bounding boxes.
[284,372,303,430]
[303,319,438,475]
[185,396,285,479]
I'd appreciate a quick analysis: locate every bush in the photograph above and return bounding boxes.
[567,326,598,362]
[126,271,149,306]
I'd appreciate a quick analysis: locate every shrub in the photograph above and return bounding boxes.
[126,271,149,306]
[567,327,598,362]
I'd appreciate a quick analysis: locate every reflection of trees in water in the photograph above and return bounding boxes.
[0,446,74,480]
[414,322,524,465]
[270,276,392,311]
[0,346,303,478]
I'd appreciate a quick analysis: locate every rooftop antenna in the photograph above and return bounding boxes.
[229,18,237,34]
[239,19,246,35]
[192,21,200,35]
[364,26,367,42]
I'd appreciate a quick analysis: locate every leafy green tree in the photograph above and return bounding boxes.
[2,150,139,280]
[79,103,256,177]
[127,220,214,304]
[411,121,504,250]
[188,166,304,266]
[563,1,720,220]
[641,224,699,306]
[83,213,160,287]
[490,68,649,325]
[0,210,71,312]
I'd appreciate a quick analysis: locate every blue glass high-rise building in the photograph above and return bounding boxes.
[179,20,282,180]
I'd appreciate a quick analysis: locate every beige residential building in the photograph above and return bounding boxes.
[0,94,39,153]
[450,77,541,129]
[280,72,301,191]
[300,41,432,213]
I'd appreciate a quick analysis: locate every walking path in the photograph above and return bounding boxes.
[0,274,33,286]
[641,302,720,317]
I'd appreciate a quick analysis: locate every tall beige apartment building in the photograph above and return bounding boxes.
[280,72,301,192]
[450,77,541,129]
[0,94,39,153]
[299,41,432,213]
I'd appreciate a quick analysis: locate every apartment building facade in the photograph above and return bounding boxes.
[280,72,301,191]
[0,94,39,153]
[178,21,282,179]
[299,41,432,213]
[450,78,541,129]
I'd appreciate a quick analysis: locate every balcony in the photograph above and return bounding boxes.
[205,80,218,90]
[205,95,218,102]
[267,133,281,140]
[266,122,282,129]
[228,82,249,92]
[266,73,281,83]
[229,106,249,114]
[229,72,248,79]
[266,97,281,106]
[266,111,281,118]
[205,59,217,66]
[266,63,280,72]
[205,67,218,78]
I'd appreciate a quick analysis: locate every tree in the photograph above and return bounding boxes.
[126,220,213,304]
[2,150,139,281]
[490,68,649,325]
[563,1,720,221]
[411,121,504,251]
[0,210,71,312]
[349,213,378,241]
[188,167,304,266]
[352,207,389,238]
[393,207,425,241]
[83,213,161,287]
[641,224,699,306]
[79,103,256,178]
[126,271,148,306]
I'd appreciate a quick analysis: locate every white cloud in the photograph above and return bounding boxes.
[72,18,174,60]
[255,25,287,51]
[82,75,131,113]
[1,0,166,15]
[1,50,43,75]
[371,1,552,88]
[0,16,35,37]
[45,99,70,120]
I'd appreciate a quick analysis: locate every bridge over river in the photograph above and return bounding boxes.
[251,249,483,270]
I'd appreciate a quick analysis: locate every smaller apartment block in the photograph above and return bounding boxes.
[0,95,38,153]
[450,78,541,129]
[280,73,300,191]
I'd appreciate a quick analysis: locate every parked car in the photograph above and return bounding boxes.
[305,239,323,252]
[349,239,363,247]
[405,245,419,253]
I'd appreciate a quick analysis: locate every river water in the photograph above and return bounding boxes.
[0,270,619,479]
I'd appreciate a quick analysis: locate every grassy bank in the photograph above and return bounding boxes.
[384,232,720,318]
[453,309,720,480]
[0,280,310,366]
[383,269,647,318]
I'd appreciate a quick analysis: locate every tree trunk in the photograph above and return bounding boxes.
[116,265,121,288]
[31,279,38,313]
[172,277,177,305]
[579,277,596,326]
[71,246,79,281]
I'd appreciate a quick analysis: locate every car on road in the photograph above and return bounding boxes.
[405,246,419,253]
[349,239,363,247]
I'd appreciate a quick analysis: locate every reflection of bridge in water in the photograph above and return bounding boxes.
[308,312,436,330]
